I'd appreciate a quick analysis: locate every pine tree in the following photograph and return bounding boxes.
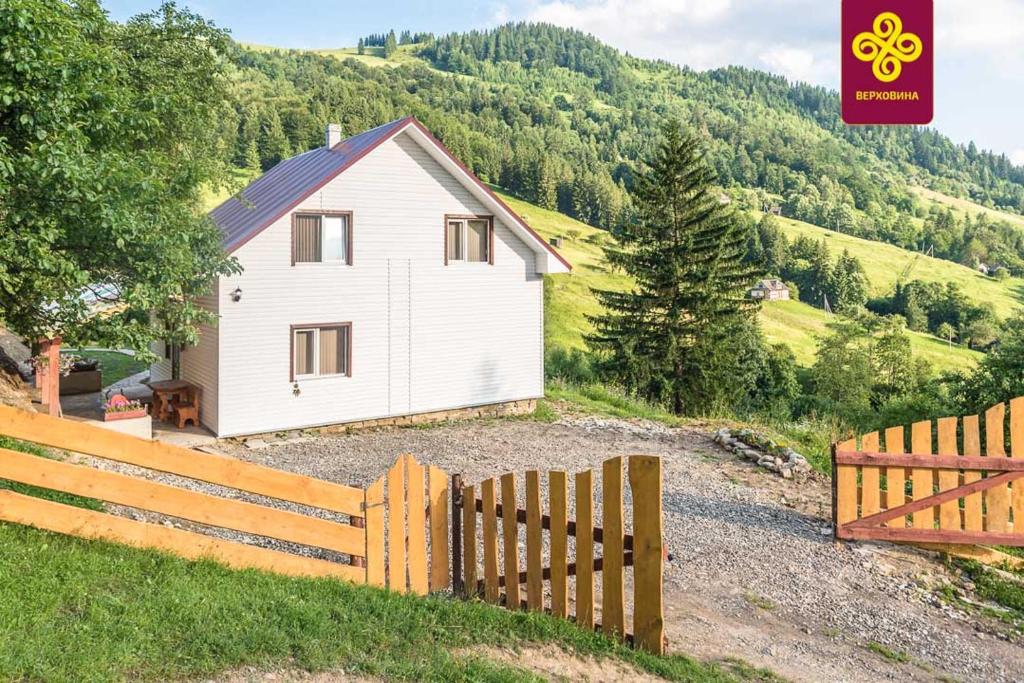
[259,109,291,169]
[357,38,365,55]
[384,30,398,58]
[243,138,261,173]
[535,157,558,210]
[588,121,762,415]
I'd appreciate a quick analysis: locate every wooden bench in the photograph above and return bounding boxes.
[170,385,201,429]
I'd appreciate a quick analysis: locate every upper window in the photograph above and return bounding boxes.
[445,216,492,264]
[293,213,352,265]
[292,323,351,380]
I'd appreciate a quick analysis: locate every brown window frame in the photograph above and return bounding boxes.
[291,211,354,266]
[444,214,493,266]
[289,322,352,382]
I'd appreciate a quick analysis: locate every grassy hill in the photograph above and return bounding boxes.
[495,191,984,371]
[913,186,1024,232]
[769,214,1024,319]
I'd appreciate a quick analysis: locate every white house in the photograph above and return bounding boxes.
[152,117,570,437]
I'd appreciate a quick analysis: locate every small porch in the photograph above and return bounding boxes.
[57,372,216,449]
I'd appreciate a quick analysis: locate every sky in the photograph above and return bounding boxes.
[104,0,1024,163]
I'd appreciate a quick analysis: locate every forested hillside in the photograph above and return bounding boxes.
[222,23,1024,277]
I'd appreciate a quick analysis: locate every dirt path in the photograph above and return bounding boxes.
[214,414,1022,681]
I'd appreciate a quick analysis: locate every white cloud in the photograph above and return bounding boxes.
[759,46,833,85]
[491,4,511,25]
[524,0,837,81]
[938,0,1024,51]
[530,0,732,36]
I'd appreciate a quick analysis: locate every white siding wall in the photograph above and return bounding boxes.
[180,293,220,433]
[214,132,543,436]
[150,343,171,382]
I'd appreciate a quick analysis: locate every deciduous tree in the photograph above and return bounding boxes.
[0,0,240,356]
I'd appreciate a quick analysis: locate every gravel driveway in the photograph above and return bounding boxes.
[207,413,1024,683]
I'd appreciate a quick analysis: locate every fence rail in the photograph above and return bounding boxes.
[453,455,664,653]
[0,405,664,653]
[833,396,1024,547]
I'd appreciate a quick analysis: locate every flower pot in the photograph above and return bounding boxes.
[105,409,148,422]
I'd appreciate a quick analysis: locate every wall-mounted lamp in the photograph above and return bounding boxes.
[292,382,301,397]
[231,287,243,302]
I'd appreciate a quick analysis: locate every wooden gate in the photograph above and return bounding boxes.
[451,455,665,654]
[833,397,1024,547]
[365,453,450,594]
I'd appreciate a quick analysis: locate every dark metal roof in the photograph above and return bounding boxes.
[211,117,413,253]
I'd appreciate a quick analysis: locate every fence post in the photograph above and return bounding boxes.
[629,455,664,654]
[451,473,463,595]
[365,476,385,587]
[601,456,625,639]
[349,515,365,568]
[830,443,839,539]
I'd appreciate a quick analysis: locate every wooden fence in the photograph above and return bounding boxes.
[452,455,665,654]
[833,397,1024,547]
[367,453,451,594]
[0,405,663,653]
[0,405,460,592]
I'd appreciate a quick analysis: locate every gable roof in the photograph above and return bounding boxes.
[210,116,571,273]
[755,279,788,290]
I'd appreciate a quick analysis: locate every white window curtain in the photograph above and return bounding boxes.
[467,219,489,262]
[322,215,348,262]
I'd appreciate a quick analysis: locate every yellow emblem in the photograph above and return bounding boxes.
[852,12,922,83]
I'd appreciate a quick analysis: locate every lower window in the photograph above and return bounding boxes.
[292,323,351,380]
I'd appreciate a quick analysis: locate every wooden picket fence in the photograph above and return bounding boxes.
[0,405,462,593]
[833,397,1024,547]
[0,405,665,652]
[368,453,451,594]
[451,455,665,653]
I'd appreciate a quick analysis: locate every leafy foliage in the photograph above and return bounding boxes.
[949,312,1024,414]
[807,317,941,429]
[0,0,240,355]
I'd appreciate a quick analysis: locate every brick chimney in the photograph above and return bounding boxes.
[325,123,342,148]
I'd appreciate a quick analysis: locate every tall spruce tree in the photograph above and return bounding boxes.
[588,121,761,414]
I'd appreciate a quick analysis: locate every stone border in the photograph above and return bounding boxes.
[713,428,812,479]
[319,399,537,433]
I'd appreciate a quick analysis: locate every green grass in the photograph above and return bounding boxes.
[311,44,425,68]
[63,349,148,387]
[866,642,911,664]
[912,186,1024,232]
[759,299,981,368]
[0,522,766,683]
[546,382,688,426]
[497,189,984,373]
[770,213,1024,319]
[743,593,775,611]
[955,560,1024,630]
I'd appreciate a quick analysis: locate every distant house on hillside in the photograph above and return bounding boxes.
[152,117,570,437]
[750,279,790,302]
